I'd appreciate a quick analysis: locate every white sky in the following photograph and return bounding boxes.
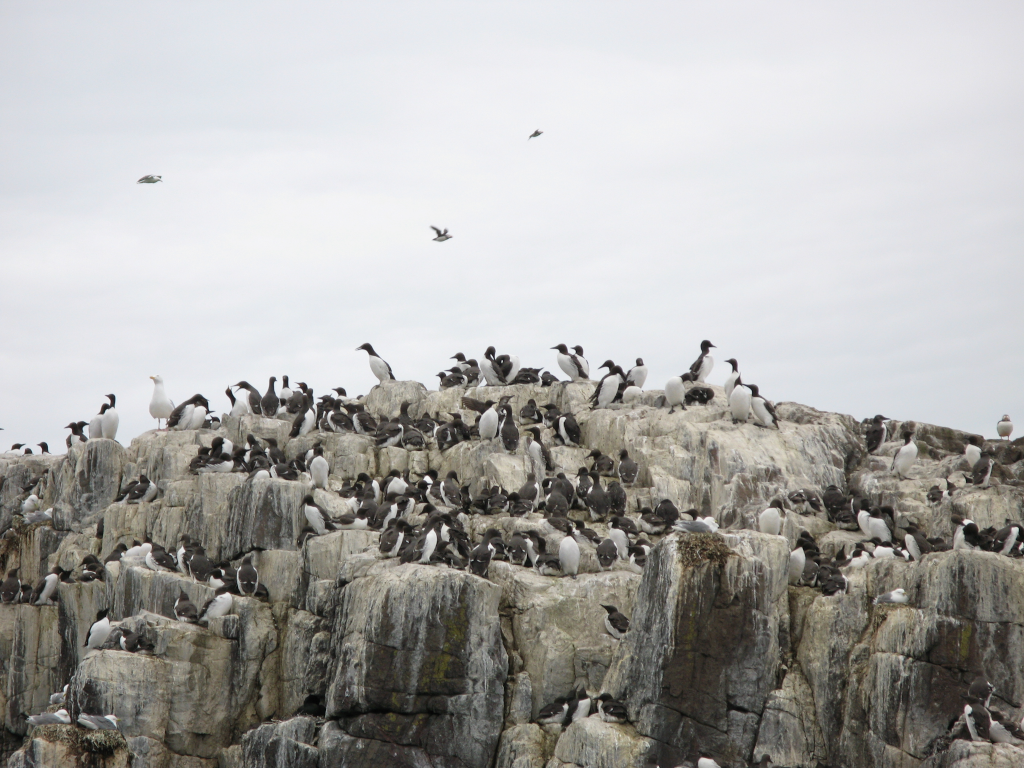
[1,2,1022,453]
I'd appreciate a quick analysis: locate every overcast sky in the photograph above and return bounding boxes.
[1,2,1022,453]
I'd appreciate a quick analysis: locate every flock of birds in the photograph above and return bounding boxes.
[1,337,1020,760]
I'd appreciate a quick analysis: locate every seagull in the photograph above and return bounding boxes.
[431,226,452,242]
[528,130,543,139]
[137,175,162,184]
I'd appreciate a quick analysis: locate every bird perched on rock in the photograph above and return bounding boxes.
[996,415,1013,440]
[865,415,889,454]
[873,588,909,605]
[26,709,71,726]
[78,714,121,731]
[601,605,630,639]
[558,535,580,579]
[891,428,918,480]
[552,344,589,381]
[723,358,740,400]
[431,226,452,242]
[237,555,260,595]
[1,569,20,603]
[260,377,280,419]
[592,362,625,409]
[84,609,112,649]
[759,500,786,536]
[617,450,638,485]
[748,385,780,429]
[665,372,696,414]
[309,446,329,489]
[967,450,994,488]
[101,394,119,439]
[148,375,174,429]
[689,340,716,382]
[729,377,752,424]
[626,358,648,389]
[174,590,199,623]
[356,343,395,383]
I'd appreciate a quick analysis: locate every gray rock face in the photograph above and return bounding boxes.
[1,383,1023,768]
[326,564,507,768]
[603,531,789,767]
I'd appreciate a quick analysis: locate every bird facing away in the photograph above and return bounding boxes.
[528,130,543,139]
[137,175,162,183]
[431,226,452,242]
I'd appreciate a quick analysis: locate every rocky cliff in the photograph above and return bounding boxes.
[1,379,1022,768]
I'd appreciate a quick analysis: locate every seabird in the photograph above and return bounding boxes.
[309,447,329,489]
[84,609,112,649]
[31,566,62,605]
[174,590,199,623]
[78,714,121,731]
[555,413,581,446]
[729,377,752,423]
[689,340,716,382]
[148,375,174,429]
[626,358,648,389]
[299,495,333,535]
[558,534,580,579]
[601,605,630,639]
[528,129,543,139]
[592,363,625,409]
[865,415,889,454]
[594,693,629,724]
[89,403,108,439]
[198,587,234,622]
[1,569,21,603]
[569,686,592,722]
[964,435,982,470]
[968,450,994,488]
[260,377,280,419]
[788,544,806,585]
[665,372,695,414]
[891,428,918,480]
[101,394,119,439]
[748,385,780,429]
[873,588,909,605]
[617,450,638,485]
[356,343,396,383]
[431,226,452,242]
[535,694,571,725]
[498,405,519,453]
[723,358,740,400]
[758,500,786,536]
[119,630,155,653]
[65,421,88,447]
[570,346,590,377]
[137,175,162,183]
[996,415,1013,441]
[49,685,68,706]
[552,344,588,381]
[237,554,259,595]
[26,709,71,727]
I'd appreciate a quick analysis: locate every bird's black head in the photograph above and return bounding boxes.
[701,340,716,351]
[551,344,569,354]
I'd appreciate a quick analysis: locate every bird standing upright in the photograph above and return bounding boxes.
[149,376,173,429]
[356,343,396,383]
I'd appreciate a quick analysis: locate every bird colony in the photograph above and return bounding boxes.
[0,341,1022,768]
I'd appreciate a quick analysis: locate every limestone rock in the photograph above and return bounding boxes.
[603,531,789,767]
[327,564,507,768]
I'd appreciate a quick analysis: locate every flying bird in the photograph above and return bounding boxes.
[137,175,162,184]
[431,226,452,242]
[528,130,543,139]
